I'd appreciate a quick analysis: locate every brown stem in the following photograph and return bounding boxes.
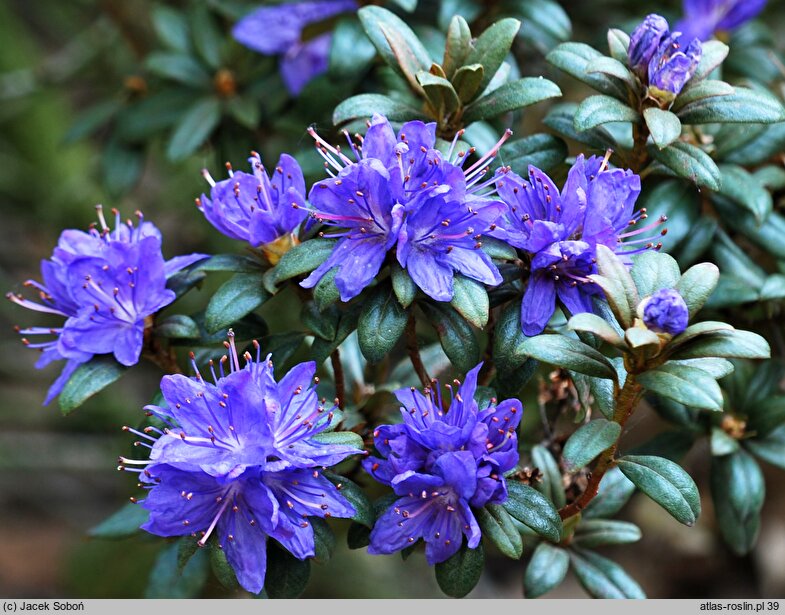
[478,308,497,387]
[630,122,651,174]
[330,349,346,409]
[558,375,643,520]
[405,312,431,388]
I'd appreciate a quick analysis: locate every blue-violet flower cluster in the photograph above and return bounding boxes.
[493,155,664,336]
[232,0,357,96]
[198,152,307,262]
[300,114,509,302]
[676,0,767,42]
[363,363,522,563]
[8,207,205,404]
[122,335,363,594]
[642,288,689,335]
[628,14,702,101]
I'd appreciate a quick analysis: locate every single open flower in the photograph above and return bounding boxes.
[121,334,363,594]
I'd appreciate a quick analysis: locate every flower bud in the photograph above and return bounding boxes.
[628,14,670,77]
[648,33,702,102]
[642,288,689,335]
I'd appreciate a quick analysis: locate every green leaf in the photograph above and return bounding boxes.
[102,140,143,196]
[324,473,374,528]
[196,253,262,273]
[593,244,639,328]
[671,80,735,112]
[671,357,734,379]
[523,542,569,598]
[329,17,377,75]
[270,238,335,287]
[625,327,661,353]
[583,467,636,519]
[450,63,484,103]
[587,56,636,88]
[391,261,417,308]
[670,330,770,361]
[434,542,484,598]
[572,519,642,548]
[333,94,424,125]
[514,0,571,53]
[643,108,682,149]
[617,454,701,525]
[205,273,269,333]
[480,236,517,261]
[311,430,364,450]
[463,77,561,123]
[311,517,336,564]
[418,70,460,116]
[574,95,639,131]
[177,538,200,575]
[357,284,408,363]
[567,313,624,350]
[357,6,431,91]
[226,96,260,129]
[502,481,563,542]
[476,504,523,559]
[420,302,480,373]
[521,335,617,380]
[675,262,720,317]
[546,43,627,99]
[167,97,221,161]
[746,424,785,470]
[464,18,521,93]
[501,133,567,175]
[676,87,785,125]
[674,217,717,268]
[154,314,201,339]
[690,40,729,81]
[191,5,225,69]
[716,164,772,223]
[649,140,721,190]
[264,542,311,598]
[637,363,724,411]
[313,268,340,311]
[152,5,191,52]
[543,103,618,151]
[711,426,740,456]
[747,395,785,438]
[59,357,126,415]
[145,52,209,85]
[569,549,646,599]
[309,306,361,365]
[711,449,764,555]
[88,503,148,539]
[531,444,566,509]
[562,419,622,473]
[607,29,630,62]
[631,250,681,298]
[450,275,489,328]
[209,544,239,590]
[442,15,472,78]
[145,542,209,598]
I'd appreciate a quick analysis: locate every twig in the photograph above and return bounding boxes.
[330,349,346,409]
[405,312,431,388]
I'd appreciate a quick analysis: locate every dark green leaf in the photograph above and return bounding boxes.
[145,52,209,86]
[226,96,260,129]
[205,272,269,333]
[330,17,377,75]
[145,542,209,598]
[524,542,569,598]
[435,542,484,598]
[64,100,122,143]
[191,5,225,69]
[501,133,567,175]
[59,357,126,415]
[442,15,472,78]
[546,43,627,99]
[531,444,566,509]
[514,0,571,53]
[418,70,460,116]
[543,103,618,151]
[313,268,341,311]
[264,542,311,598]
[209,544,239,590]
[716,164,772,223]
[177,538,200,575]
[450,275,489,328]
[88,503,148,539]
[480,237,518,261]
[606,29,630,62]
[311,518,336,564]
[617,454,701,525]
[572,519,642,548]
[747,395,785,437]
[357,284,408,363]
[464,18,521,93]
[670,330,770,361]
[649,141,721,190]
[167,97,221,161]
[420,302,480,373]
[592,244,639,328]
[391,261,417,308]
[583,467,636,519]
[675,262,720,317]
[670,357,734,379]
[451,63,484,103]
[674,217,717,268]
[155,314,201,339]
[746,424,785,470]
[587,56,635,88]
[637,363,723,411]
[644,108,682,149]
[309,306,361,365]
[711,449,764,555]
[676,87,785,125]
[711,426,740,456]
[476,504,523,559]
[503,481,563,542]
[152,5,191,52]
[102,140,143,196]
[631,250,681,298]
[521,335,617,380]
[333,94,424,125]
[463,77,561,123]
[196,254,261,273]
[270,238,335,286]
[324,473,374,528]
[671,80,735,112]
[569,549,646,599]
[574,95,639,131]
[690,40,728,81]
[562,419,622,473]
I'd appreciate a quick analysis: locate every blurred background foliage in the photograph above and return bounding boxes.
[2,0,785,598]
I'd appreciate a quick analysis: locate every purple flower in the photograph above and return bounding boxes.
[494,156,664,336]
[628,14,670,77]
[122,336,363,594]
[676,0,767,41]
[648,32,702,100]
[198,152,307,260]
[7,207,206,404]
[232,0,357,95]
[300,115,510,302]
[363,363,522,564]
[642,288,689,335]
